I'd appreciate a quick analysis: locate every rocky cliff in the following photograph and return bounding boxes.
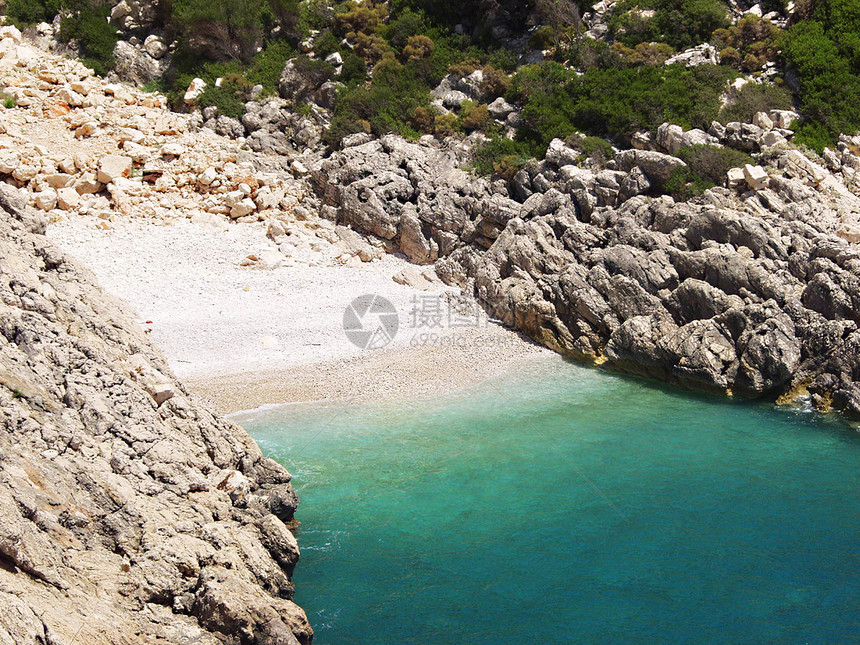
[0,185,311,643]
[313,133,860,418]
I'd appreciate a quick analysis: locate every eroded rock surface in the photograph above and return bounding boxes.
[313,134,860,416]
[0,187,311,643]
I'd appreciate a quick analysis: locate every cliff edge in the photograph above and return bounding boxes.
[0,184,310,643]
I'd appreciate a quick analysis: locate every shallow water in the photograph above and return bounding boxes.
[236,357,860,644]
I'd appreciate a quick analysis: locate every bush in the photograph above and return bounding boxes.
[6,0,61,24]
[313,29,342,59]
[571,134,614,165]
[460,102,492,131]
[567,36,624,70]
[508,61,735,154]
[780,0,860,151]
[384,8,428,51]
[711,15,780,72]
[246,39,297,92]
[334,1,389,38]
[611,0,729,50]
[197,74,251,118]
[719,80,792,123]
[434,112,459,138]
[1,92,16,109]
[402,34,434,60]
[58,1,118,76]
[339,51,368,84]
[292,55,337,89]
[612,41,674,66]
[473,137,533,180]
[479,65,511,99]
[666,144,753,199]
[169,0,298,63]
[325,56,430,146]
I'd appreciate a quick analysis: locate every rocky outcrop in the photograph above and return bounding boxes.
[312,134,860,417]
[0,187,311,642]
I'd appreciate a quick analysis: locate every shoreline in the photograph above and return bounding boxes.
[190,345,557,415]
[47,215,552,414]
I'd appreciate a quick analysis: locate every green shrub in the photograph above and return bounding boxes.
[1,93,16,109]
[666,144,753,199]
[574,134,615,165]
[472,137,533,180]
[480,65,511,99]
[611,0,729,50]
[169,0,296,62]
[678,144,753,183]
[433,112,459,138]
[6,0,61,24]
[780,0,860,151]
[313,29,341,59]
[718,81,792,123]
[58,1,118,76]
[244,40,297,92]
[298,0,336,34]
[711,15,780,72]
[334,1,388,38]
[291,55,337,93]
[612,41,674,66]
[402,34,434,60]
[325,56,430,147]
[197,74,251,118]
[339,52,368,84]
[508,61,735,154]
[384,8,429,51]
[664,166,715,200]
[460,102,492,131]
[793,121,835,155]
[567,36,624,70]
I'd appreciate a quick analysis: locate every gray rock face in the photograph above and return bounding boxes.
[238,99,323,154]
[312,135,860,416]
[112,39,166,86]
[0,186,311,643]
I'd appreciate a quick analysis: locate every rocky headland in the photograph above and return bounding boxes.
[0,184,311,643]
[314,131,860,416]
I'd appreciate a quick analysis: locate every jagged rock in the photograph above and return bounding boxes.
[143,34,168,59]
[56,187,80,210]
[32,188,57,210]
[97,154,132,184]
[113,40,164,86]
[726,167,745,188]
[487,97,515,119]
[656,123,684,154]
[770,110,799,130]
[615,149,686,184]
[312,135,860,415]
[0,189,310,643]
[743,164,769,190]
[313,80,343,110]
[664,44,720,67]
[753,111,774,131]
[184,77,206,104]
[681,128,719,148]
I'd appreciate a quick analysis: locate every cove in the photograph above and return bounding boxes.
[235,357,860,644]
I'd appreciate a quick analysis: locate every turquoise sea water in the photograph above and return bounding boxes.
[235,357,860,644]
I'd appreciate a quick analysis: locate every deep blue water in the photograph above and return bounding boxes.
[235,357,860,644]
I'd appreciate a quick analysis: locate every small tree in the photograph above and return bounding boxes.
[535,0,581,49]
